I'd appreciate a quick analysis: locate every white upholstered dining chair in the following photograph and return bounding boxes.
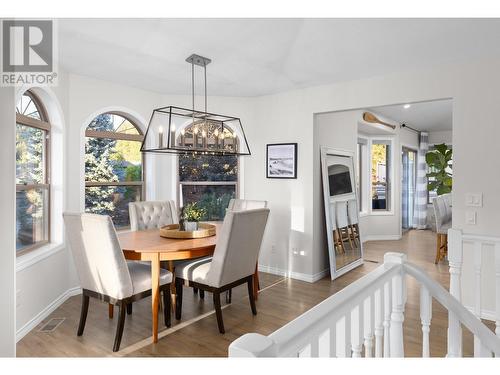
[63,213,173,352]
[432,193,452,263]
[227,198,268,211]
[224,199,268,302]
[128,200,178,231]
[174,208,270,333]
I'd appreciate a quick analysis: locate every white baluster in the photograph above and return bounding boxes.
[473,242,482,355]
[374,287,384,357]
[364,295,375,357]
[447,228,463,356]
[344,312,352,357]
[420,285,432,357]
[310,338,319,357]
[383,280,392,357]
[329,324,337,357]
[352,303,363,357]
[385,253,406,357]
[475,338,493,358]
[495,241,500,337]
[448,229,463,301]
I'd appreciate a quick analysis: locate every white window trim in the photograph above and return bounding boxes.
[368,136,395,216]
[357,137,369,216]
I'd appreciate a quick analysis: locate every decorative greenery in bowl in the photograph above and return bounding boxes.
[179,202,206,231]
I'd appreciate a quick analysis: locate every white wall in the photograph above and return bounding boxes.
[428,129,453,145]
[13,56,500,340]
[246,58,500,313]
[0,86,16,356]
[14,72,256,340]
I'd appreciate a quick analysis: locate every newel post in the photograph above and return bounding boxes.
[447,228,463,357]
[228,333,278,357]
[384,252,407,358]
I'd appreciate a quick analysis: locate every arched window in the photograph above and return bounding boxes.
[178,124,238,221]
[84,113,145,229]
[16,90,51,254]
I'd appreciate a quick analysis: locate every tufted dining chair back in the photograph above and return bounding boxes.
[129,200,178,231]
[227,199,268,211]
[335,200,349,229]
[63,213,133,300]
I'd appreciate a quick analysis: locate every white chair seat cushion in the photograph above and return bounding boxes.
[437,221,452,234]
[174,256,212,283]
[127,261,172,295]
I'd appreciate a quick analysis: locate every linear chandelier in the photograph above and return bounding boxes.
[141,54,251,156]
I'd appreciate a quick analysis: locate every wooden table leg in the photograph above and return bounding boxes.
[168,260,176,312]
[253,264,259,301]
[108,303,114,319]
[151,254,160,344]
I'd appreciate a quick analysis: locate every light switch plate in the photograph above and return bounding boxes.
[466,211,477,225]
[465,193,483,207]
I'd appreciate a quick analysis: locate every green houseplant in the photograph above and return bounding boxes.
[425,143,452,195]
[180,202,206,231]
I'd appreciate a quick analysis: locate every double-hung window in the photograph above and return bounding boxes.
[371,140,391,211]
[16,91,51,254]
[84,113,145,229]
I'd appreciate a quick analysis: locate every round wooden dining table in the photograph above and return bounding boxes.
[117,223,259,344]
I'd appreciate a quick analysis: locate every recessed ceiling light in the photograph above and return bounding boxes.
[403,104,411,109]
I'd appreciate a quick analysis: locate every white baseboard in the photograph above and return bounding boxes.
[463,305,496,322]
[363,234,402,242]
[16,286,82,342]
[258,264,329,283]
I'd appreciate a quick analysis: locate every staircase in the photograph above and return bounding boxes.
[229,245,500,357]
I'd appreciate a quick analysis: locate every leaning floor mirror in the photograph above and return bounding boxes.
[320,147,363,280]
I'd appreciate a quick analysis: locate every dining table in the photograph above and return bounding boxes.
[117,222,260,344]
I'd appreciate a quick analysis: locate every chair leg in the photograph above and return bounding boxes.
[175,278,183,320]
[247,277,257,315]
[113,302,126,352]
[126,303,132,315]
[108,303,114,319]
[163,288,171,327]
[435,233,441,264]
[226,289,232,304]
[213,291,225,334]
[77,295,90,336]
[199,289,205,299]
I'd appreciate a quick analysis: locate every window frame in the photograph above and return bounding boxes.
[84,112,146,230]
[16,90,51,256]
[176,153,240,218]
[369,138,394,215]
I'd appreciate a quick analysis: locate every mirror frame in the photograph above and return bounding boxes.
[320,146,364,280]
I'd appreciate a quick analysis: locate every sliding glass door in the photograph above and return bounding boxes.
[401,147,417,231]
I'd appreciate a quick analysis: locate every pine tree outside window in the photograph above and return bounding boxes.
[84,113,145,229]
[16,91,50,254]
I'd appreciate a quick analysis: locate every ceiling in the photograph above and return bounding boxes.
[368,99,453,132]
[58,19,500,97]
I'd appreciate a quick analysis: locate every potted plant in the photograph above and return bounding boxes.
[180,202,206,231]
[426,143,452,195]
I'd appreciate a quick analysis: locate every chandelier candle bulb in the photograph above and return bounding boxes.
[158,126,163,148]
[202,130,207,148]
[193,127,199,148]
[170,125,176,147]
[214,129,219,148]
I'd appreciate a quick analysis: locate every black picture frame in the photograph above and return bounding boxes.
[266,143,298,179]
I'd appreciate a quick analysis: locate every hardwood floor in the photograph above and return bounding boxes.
[16,229,495,357]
